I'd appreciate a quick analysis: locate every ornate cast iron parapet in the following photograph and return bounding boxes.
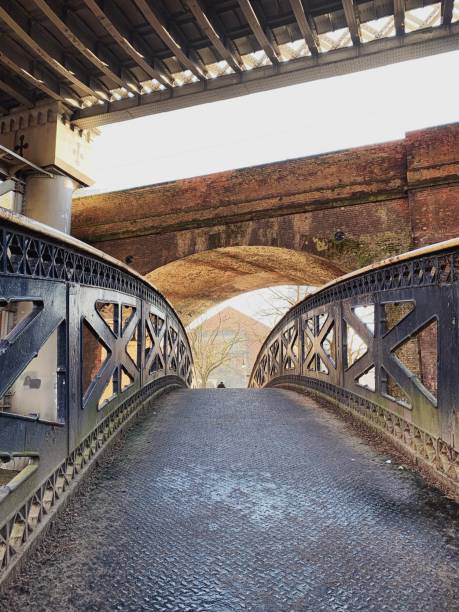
[0,208,192,581]
[250,239,459,489]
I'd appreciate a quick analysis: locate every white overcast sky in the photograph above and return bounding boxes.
[82,50,459,195]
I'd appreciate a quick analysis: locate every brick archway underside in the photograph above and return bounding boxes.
[147,246,346,325]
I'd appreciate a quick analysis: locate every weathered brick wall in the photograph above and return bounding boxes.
[407,123,459,247]
[409,185,459,247]
[73,139,407,246]
[72,122,459,277]
[91,197,411,276]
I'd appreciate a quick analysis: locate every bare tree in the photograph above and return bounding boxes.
[188,315,243,388]
[259,286,314,324]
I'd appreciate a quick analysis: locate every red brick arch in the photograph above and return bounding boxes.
[72,123,459,288]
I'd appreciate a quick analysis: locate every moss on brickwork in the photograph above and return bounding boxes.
[312,230,413,272]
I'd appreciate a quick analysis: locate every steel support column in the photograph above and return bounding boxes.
[23,173,77,234]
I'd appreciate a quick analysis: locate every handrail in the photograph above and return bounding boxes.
[0,453,40,503]
[250,237,459,493]
[252,236,459,364]
[0,207,192,378]
[0,207,184,333]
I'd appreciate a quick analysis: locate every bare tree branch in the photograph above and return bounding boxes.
[188,314,243,388]
[259,286,313,324]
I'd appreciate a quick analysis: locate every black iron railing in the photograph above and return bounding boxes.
[250,239,459,488]
[0,209,192,580]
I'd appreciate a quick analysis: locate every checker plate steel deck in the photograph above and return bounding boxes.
[2,388,458,611]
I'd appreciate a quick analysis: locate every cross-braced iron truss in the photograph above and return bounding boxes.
[250,241,459,488]
[0,209,192,582]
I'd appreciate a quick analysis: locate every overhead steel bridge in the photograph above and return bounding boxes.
[0,209,458,609]
[0,0,457,127]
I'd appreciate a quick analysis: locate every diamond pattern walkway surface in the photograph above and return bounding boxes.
[2,389,459,611]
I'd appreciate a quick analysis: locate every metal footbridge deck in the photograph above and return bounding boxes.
[1,211,459,610]
[2,388,458,611]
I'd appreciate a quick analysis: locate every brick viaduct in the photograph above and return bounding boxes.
[73,122,459,323]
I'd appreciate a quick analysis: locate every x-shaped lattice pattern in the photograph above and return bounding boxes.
[144,307,166,379]
[303,312,337,379]
[281,322,299,371]
[268,338,280,378]
[0,218,193,582]
[167,325,179,373]
[83,299,140,409]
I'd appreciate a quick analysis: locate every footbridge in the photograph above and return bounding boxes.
[0,209,458,609]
